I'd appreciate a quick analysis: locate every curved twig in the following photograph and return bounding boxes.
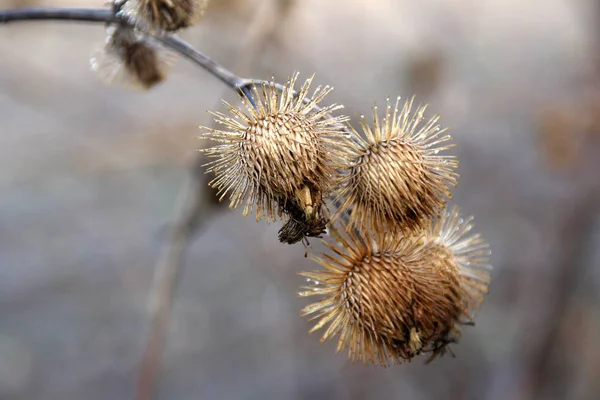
[0,7,256,101]
[0,7,117,24]
[0,7,356,131]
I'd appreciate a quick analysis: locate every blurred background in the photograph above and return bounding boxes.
[1,0,600,399]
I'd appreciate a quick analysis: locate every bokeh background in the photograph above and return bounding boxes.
[1,0,600,399]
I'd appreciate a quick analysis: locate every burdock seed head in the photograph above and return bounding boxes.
[199,72,349,235]
[333,96,459,234]
[299,207,491,366]
[91,25,175,90]
[426,206,492,322]
[121,0,209,32]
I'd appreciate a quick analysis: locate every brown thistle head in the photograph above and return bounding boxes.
[333,96,459,234]
[299,208,491,365]
[121,0,209,32]
[91,25,175,90]
[425,206,492,323]
[199,72,349,240]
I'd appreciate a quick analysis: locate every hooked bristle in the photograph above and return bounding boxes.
[299,208,490,365]
[199,72,349,238]
[333,96,459,234]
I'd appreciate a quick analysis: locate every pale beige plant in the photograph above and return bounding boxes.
[199,72,350,243]
[333,96,459,234]
[300,207,490,365]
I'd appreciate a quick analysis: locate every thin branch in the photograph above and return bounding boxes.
[0,7,355,128]
[0,7,117,24]
[160,35,242,88]
[0,7,255,99]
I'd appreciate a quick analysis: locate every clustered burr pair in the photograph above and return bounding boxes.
[91,0,492,366]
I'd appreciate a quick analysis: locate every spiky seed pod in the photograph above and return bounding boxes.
[426,206,492,322]
[122,0,209,32]
[199,73,349,237]
[300,227,463,365]
[90,25,175,90]
[299,208,491,366]
[333,96,459,234]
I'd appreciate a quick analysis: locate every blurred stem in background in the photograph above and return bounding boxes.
[524,191,599,400]
[527,2,600,392]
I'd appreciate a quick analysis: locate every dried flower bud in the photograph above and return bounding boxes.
[426,207,492,322]
[333,96,458,234]
[299,207,491,366]
[199,73,349,239]
[122,0,209,32]
[91,25,175,90]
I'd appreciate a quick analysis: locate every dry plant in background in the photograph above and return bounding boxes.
[91,24,176,89]
[0,1,492,398]
[122,0,209,32]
